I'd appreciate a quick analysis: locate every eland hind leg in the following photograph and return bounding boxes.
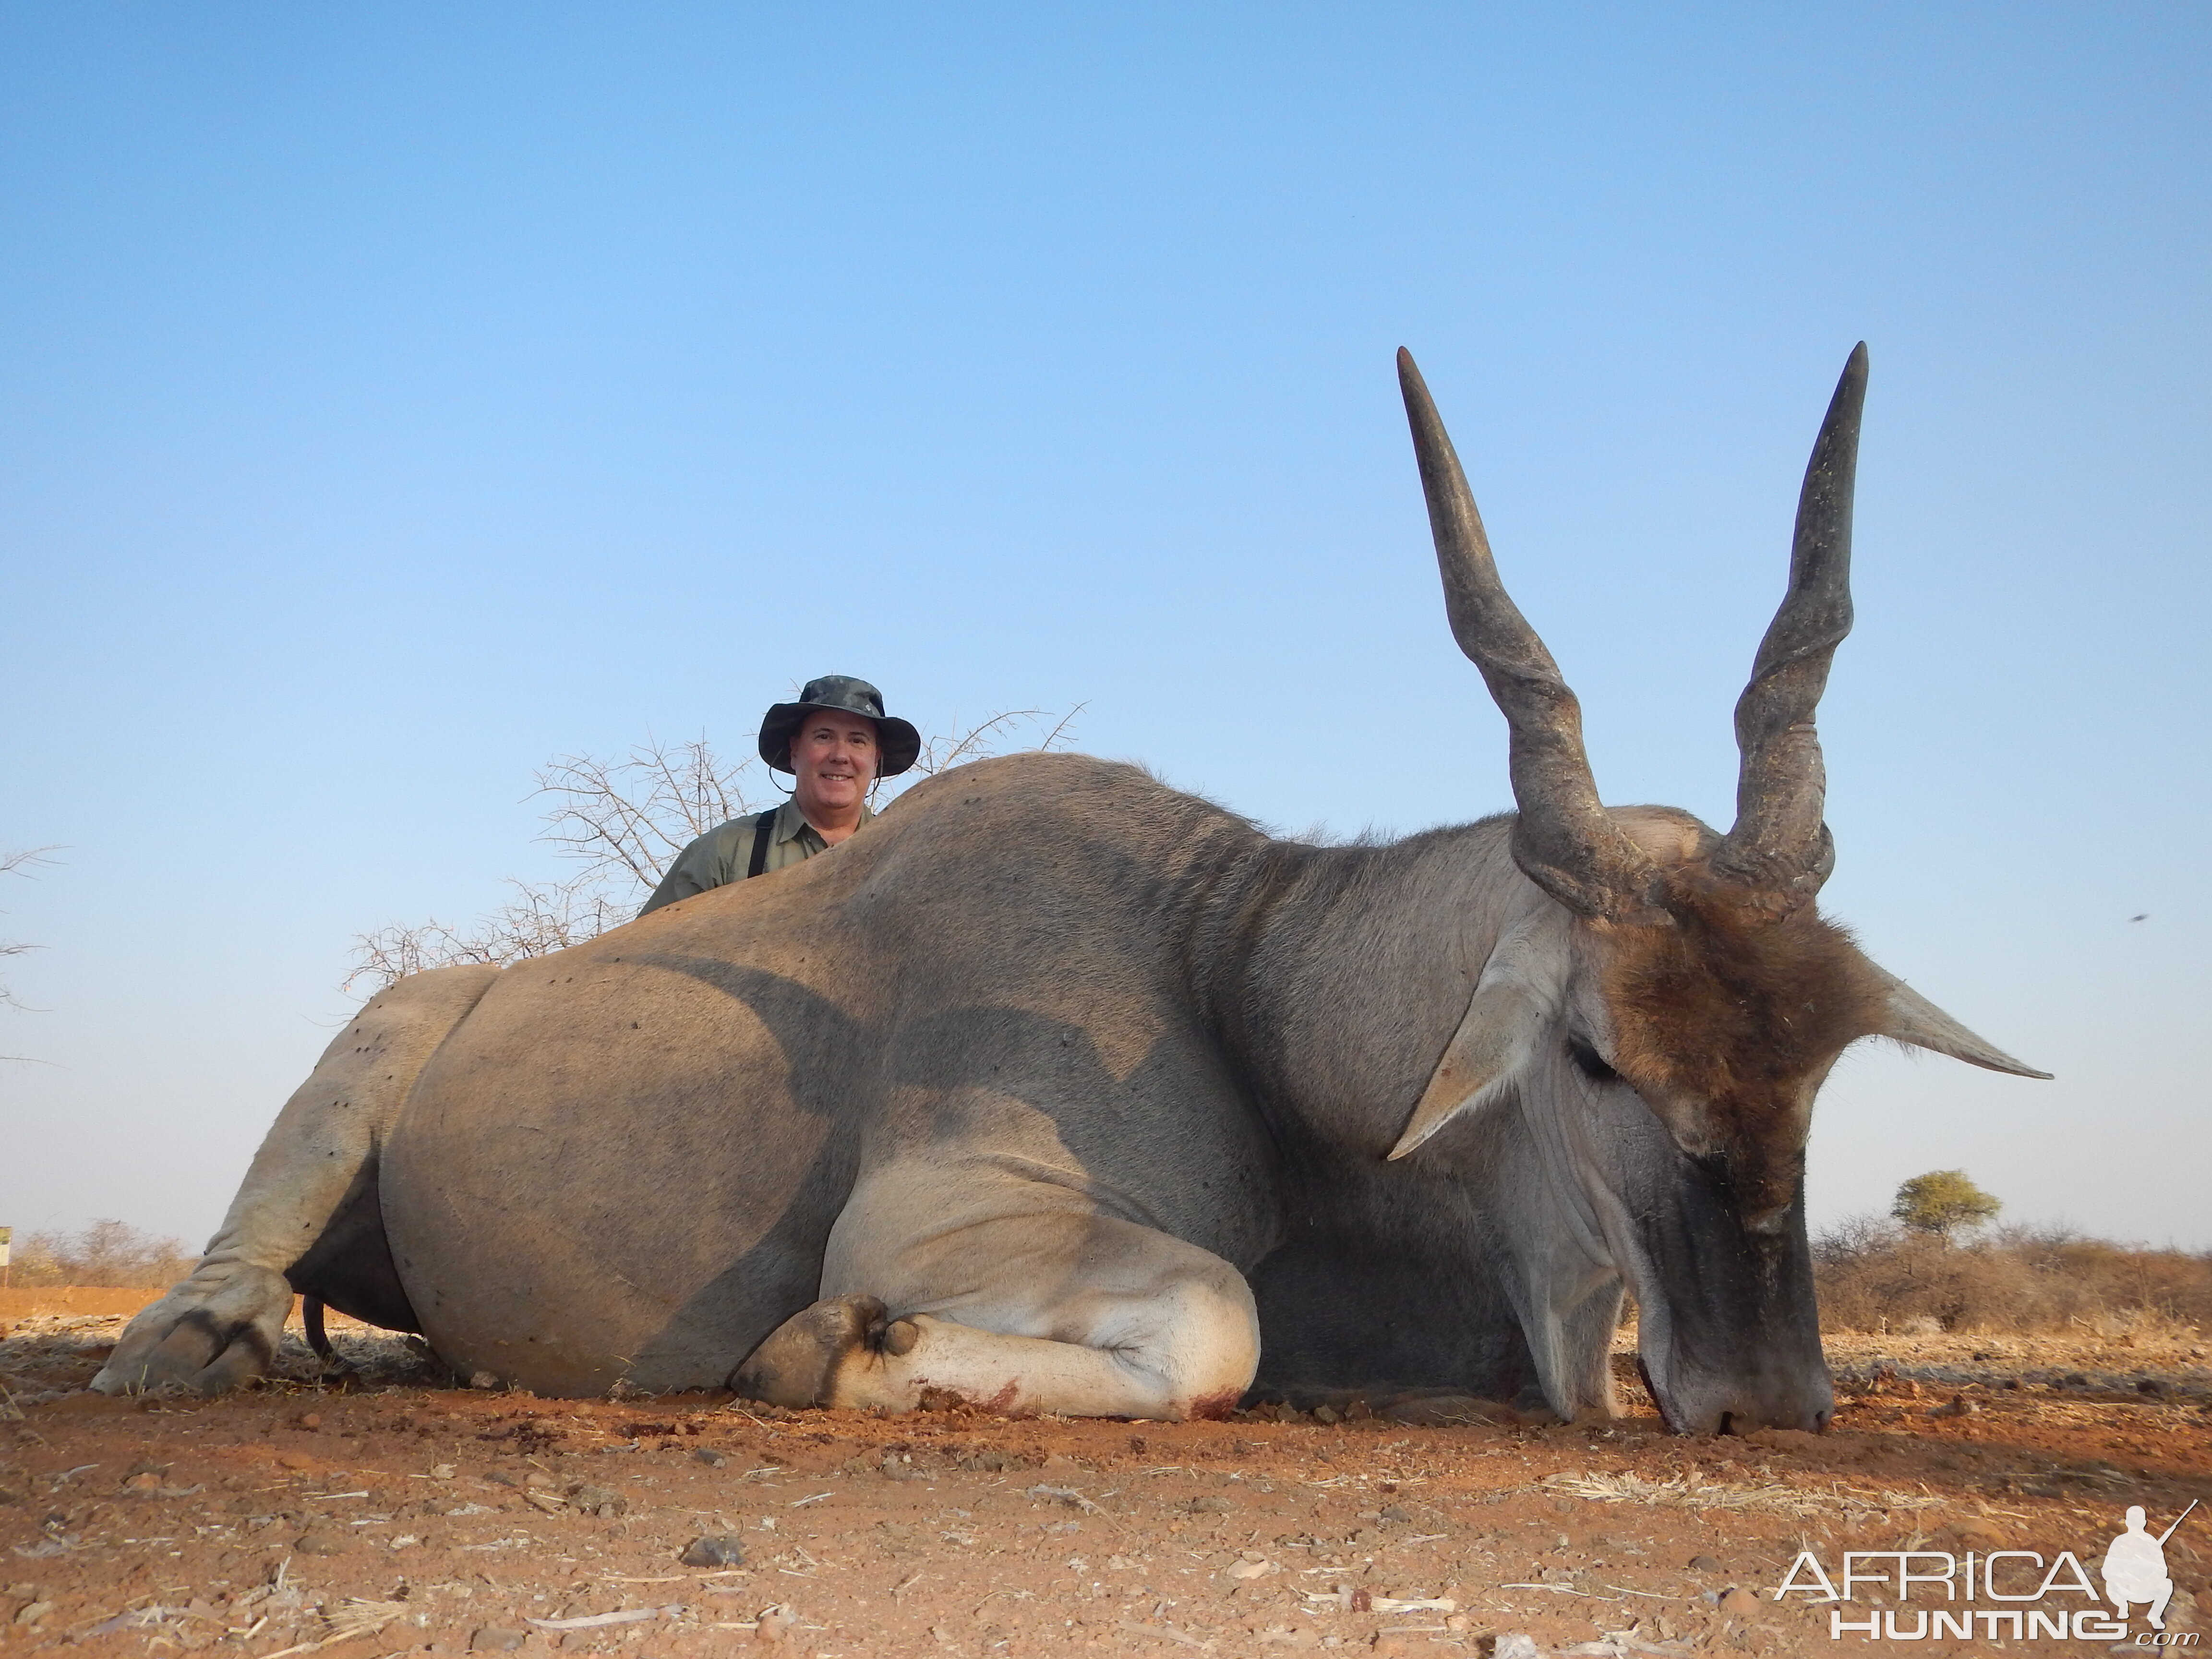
[733,1208,1258,1421]
[91,964,500,1395]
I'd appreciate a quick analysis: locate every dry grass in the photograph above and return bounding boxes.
[1540,1470,1944,1519]
[4,1218,194,1289]
[1812,1217,2212,1336]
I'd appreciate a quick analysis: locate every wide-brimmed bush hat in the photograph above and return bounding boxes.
[758,675,921,777]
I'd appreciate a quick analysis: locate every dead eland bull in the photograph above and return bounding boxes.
[96,346,2045,1433]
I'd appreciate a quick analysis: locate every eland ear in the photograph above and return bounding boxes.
[1390,976,1545,1160]
[1877,978,2052,1080]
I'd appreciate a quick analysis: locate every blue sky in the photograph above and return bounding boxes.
[3,5,2206,1250]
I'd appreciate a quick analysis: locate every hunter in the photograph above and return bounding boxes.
[638,674,921,915]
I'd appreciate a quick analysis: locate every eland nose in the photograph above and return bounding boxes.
[1704,1379,1834,1436]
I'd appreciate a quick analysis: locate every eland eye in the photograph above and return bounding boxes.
[1566,1035,1619,1083]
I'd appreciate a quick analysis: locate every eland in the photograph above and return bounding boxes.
[96,345,2045,1433]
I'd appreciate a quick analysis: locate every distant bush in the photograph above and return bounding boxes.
[1813,1215,2212,1335]
[1890,1168,2001,1239]
[9,1219,195,1288]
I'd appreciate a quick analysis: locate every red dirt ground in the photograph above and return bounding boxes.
[2,1303,2205,1658]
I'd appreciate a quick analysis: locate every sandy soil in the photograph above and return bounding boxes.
[2,1306,2205,1658]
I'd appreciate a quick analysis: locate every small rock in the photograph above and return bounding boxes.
[297,1412,323,1431]
[13,1602,54,1627]
[1369,1636,1408,1656]
[694,1448,728,1469]
[1227,1557,1276,1580]
[1490,1635,1542,1659]
[680,1535,747,1567]
[1688,1554,1722,1572]
[1445,1614,1472,1633]
[469,1627,528,1651]
[1719,1587,1761,1617]
[121,1470,164,1491]
[275,1450,317,1471]
[1312,1404,1341,1424]
[568,1483,626,1517]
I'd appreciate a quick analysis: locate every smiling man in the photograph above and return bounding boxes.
[638,675,922,915]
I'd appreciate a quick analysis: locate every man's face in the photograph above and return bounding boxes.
[789,710,880,816]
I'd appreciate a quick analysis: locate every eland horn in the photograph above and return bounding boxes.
[1397,348,1663,923]
[1708,343,1868,914]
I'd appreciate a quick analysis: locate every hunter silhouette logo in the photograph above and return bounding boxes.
[1775,1500,2200,1643]
[2105,1503,2195,1632]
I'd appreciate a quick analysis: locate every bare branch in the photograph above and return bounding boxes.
[0,846,60,879]
[347,707,1082,996]
[1,845,60,1050]
[900,705,1087,783]
[534,733,770,893]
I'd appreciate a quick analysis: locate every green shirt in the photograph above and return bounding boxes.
[637,798,876,916]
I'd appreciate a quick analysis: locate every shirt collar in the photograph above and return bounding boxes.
[774,796,875,844]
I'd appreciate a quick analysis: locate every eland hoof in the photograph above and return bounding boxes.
[89,1265,293,1396]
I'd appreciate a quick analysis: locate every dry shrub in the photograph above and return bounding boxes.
[1813,1215,2212,1335]
[9,1219,195,1288]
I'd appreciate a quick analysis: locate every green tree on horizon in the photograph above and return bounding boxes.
[1891,1169,2002,1240]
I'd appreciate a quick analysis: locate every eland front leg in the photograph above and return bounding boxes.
[732,1209,1259,1420]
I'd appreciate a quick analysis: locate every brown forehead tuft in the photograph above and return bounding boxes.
[1601,883,1889,1120]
